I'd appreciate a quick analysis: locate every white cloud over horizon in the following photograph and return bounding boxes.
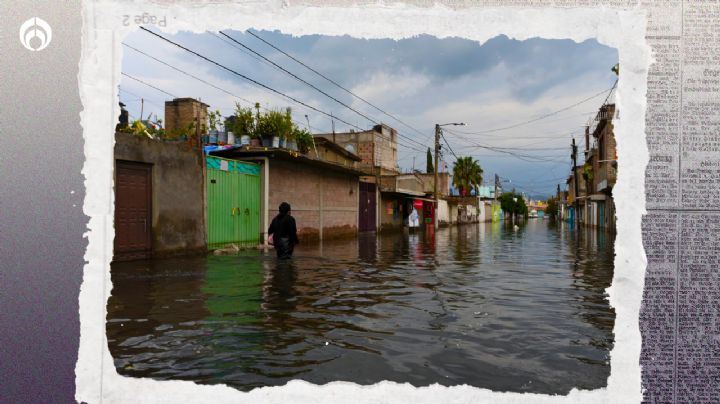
[120,30,618,198]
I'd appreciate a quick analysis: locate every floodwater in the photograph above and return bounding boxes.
[107,220,615,394]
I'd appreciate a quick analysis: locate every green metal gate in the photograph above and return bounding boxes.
[206,156,261,249]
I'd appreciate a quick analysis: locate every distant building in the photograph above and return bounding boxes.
[318,124,449,230]
[565,102,617,231]
[316,124,399,176]
[587,104,617,230]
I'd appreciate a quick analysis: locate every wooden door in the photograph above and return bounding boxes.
[359,182,376,232]
[114,161,152,261]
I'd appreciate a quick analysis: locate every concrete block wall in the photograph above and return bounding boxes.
[268,159,358,241]
[437,199,450,226]
[114,132,206,256]
[376,126,398,173]
[164,98,208,136]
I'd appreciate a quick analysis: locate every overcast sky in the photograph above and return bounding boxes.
[120,29,618,199]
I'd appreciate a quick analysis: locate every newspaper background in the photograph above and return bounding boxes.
[71,1,717,403]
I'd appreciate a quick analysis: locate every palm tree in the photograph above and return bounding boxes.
[452,157,483,196]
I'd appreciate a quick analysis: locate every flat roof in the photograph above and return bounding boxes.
[314,137,362,161]
[209,146,365,176]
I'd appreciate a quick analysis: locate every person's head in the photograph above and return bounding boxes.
[279,202,291,215]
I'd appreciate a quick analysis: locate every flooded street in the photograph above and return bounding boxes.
[107,220,615,394]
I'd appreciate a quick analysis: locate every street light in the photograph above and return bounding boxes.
[434,122,465,229]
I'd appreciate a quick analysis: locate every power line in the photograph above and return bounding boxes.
[137,28,426,154]
[246,29,434,143]
[443,129,570,163]
[139,27,364,131]
[125,47,331,133]
[440,130,459,160]
[451,84,616,135]
[221,31,430,150]
[121,72,176,98]
[219,31,378,127]
[123,42,319,132]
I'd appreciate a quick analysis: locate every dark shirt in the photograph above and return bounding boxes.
[268,213,299,244]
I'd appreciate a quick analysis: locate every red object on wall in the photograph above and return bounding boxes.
[413,199,423,210]
[422,201,435,224]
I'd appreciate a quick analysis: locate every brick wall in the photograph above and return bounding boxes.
[321,129,399,175]
[164,98,208,136]
[267,159,358,241]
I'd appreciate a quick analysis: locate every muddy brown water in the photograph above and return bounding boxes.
[107,220,615,394]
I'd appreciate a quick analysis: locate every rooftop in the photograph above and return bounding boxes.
[209,146,365,176]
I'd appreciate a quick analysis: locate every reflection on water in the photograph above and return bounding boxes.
[107,220,615,393]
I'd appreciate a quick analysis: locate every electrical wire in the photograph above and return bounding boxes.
[219,31,379,127]
[139,27,364,131]
[246,29,434,142]
[123,43,320,131]
[121,72,176,98]
[450,83,616,135]
[219,31,429,150]
[137,28,427,154]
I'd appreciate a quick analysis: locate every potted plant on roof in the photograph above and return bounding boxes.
[294,127,313,154]
[229,103,257,146]
[255,109,272,147]
[253,103,273,147]
[259,109,288,148]
[207,109,222,145]
[283,108,299,151]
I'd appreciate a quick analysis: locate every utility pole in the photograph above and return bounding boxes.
[433,122,464,229]
[494,174,499,202]
[140,98,144,122]
[331,112,336,143]
[572,138,580,228]
[305,114,318,158]
[434,124,441,229]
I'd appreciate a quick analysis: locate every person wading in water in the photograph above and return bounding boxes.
[268,202,299,259]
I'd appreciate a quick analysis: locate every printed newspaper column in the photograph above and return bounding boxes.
[681,3,720,208]
[640,212,678,402]
[677,214,720,402]
[643,0,683,209]
[675,4,720,402]
[639,2,684,402]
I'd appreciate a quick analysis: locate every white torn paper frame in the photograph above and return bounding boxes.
[77,2,649,403]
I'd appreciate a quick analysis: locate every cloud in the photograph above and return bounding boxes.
[351,69,431,106]
[119,29,618,198]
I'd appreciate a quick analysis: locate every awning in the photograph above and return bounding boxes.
[381,191,435,202]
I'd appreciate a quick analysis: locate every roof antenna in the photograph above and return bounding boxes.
[305,114,318,158]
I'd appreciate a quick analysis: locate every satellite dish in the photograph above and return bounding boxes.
[345,144,356,154]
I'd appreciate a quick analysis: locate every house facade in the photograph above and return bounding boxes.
[211,142,364,242]
[319,124,448,231]
[113,131,206,261]
[562,103,617,231]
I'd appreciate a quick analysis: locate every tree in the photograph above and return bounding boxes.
[546,197,558,220]
[426,147,434,173]
[499,191,528,222]
[452,156,483,196]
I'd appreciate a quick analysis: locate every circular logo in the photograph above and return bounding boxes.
[19,17,52,51]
